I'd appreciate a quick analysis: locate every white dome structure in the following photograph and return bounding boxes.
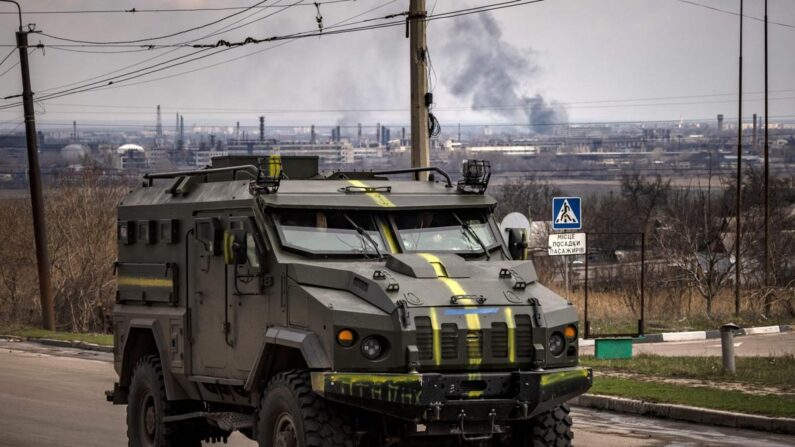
[61,144,88,164]
[117,143,145,154]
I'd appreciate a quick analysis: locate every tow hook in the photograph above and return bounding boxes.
[457,409,497,442]
[518,401,530,418]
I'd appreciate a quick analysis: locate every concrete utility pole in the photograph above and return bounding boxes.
[735,0,743,317]
[2,0,55,330]
[408,0,430,180]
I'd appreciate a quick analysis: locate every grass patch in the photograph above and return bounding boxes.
[581,354,795,391]
[591,377,795,418]
[0,326,113,346]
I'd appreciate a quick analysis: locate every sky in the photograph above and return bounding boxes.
[0,0,793,131]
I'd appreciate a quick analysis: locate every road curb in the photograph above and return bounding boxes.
[0,335,113,353]
[580,324,791,345]
[571,394,795,435]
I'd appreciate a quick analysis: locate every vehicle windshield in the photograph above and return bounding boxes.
[277,210,385,255]
[393,209,497,253]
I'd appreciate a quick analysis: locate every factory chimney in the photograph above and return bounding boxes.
[310,125,316,144]
[156,105,163,144]
[236,121,240,141]
[259,116,265,142]
[752,112,758,152]
[336,125,341,143]
[376,123,381,145]
[717,114,724,132]
[179,115,185,151]
[72,120,77,143]
[357,123,362,147]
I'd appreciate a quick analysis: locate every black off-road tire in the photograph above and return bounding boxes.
[127,354,202,447]
[511,404,574,447]
[257,369,356,447]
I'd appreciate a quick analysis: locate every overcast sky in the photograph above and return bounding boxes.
[0,0,793,130]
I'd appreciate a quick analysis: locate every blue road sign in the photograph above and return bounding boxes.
[552,197,582,230]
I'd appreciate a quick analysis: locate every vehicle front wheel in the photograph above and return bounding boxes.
[510,404,574,447]
[257,370,356,447]
[127,354,202,447]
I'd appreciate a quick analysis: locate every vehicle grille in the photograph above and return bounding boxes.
[466,330,483,360]
[515,315,533,358]
[491,322,508,358]
[415,317,433,360]
[441,323,458,359]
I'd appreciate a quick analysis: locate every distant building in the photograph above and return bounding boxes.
[116,144,147,170]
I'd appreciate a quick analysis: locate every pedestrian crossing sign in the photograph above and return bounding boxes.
[552,197,582,230]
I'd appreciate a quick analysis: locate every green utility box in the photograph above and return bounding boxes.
[594,338,633,359]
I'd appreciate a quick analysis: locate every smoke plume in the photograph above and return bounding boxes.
[443,13,568,134]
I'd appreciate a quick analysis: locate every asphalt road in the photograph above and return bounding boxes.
[580,331,795,357]
[0,340,793,447]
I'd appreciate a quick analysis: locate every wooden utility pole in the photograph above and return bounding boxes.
[763,0,770,296]
[735,0,743,317]
[2,0,55,330]
[408,0,430,180]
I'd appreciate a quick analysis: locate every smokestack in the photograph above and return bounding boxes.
[336,125,341,143]
[357,123,362,146]
[259,116,265,142]
[752,112,758,152]
[72,120,77,143]
[310,125,316,144]
[718,114,724,132]
[458,123,461,142]
[156,105,163,142]
[180,115,185,150]
[402,127,406,141]
[236,121,240,141]
[376,123,381,145]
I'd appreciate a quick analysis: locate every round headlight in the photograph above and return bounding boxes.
[361,336,384,360]
[549,332,565,357]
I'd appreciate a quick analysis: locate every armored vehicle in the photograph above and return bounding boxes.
[108,156,592,446]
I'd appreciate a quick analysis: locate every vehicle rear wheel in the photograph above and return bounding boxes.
[257,369,356,447]
[127,354,202,447]
[510,404,573,447]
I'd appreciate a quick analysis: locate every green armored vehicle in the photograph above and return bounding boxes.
[108,156,591,446]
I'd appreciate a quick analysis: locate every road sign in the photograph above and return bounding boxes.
[552,197,582,230]
[548,232,586,256]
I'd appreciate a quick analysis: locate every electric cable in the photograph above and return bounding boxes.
[38,0,272,45]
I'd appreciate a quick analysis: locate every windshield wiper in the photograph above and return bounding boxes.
[452,212,490,260]
[343,214,383,259]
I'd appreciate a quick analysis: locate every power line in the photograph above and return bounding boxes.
[1,0,402,108]
[676,0,795,29]
[0,47,15,68]
[35,0,299,93]
[21,115,795,129]
[0,0,353,15]
[38,0,273,45]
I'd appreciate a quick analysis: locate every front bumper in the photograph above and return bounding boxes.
[311,367,592,422]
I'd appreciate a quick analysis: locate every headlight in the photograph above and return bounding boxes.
[549,332,565,356]
[361,336,384,360]
[564,325,577,342]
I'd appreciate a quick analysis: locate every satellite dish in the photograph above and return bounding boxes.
[499,212,532,260]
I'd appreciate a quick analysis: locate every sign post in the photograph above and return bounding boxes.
[550,197,583,301]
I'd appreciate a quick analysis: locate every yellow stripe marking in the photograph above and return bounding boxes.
[504,307,516,363]
[429,307,442,366]
[419,253,483,366]
[380,222,400,254]
[348,180,395,207]
[268,154,281,177]
[118,277,173,288]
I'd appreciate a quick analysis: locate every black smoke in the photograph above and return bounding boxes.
[443,13,568,134]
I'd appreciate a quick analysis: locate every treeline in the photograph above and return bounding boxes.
[0,171,130,332]
[492,168,795,322]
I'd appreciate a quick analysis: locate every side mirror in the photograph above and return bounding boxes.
[499,212,532,260]
[223,229,248,265]
[507,228,528,260]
